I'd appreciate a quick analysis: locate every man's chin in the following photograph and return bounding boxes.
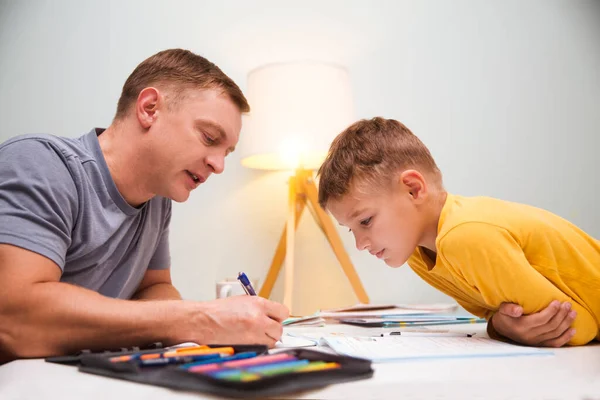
[168,190,191,203]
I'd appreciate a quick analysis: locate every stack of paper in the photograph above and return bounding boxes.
[321,335,553,362]
[317,303,433,320]
[282,315,325,327]
[314,303,483,327]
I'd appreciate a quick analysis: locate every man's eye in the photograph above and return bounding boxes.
[360,217,372,226]
[204,134,216,145]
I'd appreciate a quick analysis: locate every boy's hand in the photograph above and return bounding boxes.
[490,300,577,347]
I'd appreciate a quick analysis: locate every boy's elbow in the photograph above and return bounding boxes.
[567,328,598,346]
[566,313,599,346]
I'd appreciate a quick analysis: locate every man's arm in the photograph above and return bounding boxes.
[0,244,289,363]
[131,269,182,300]
[440,222,597,346]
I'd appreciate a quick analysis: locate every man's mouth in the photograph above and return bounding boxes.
[185,170,205,184]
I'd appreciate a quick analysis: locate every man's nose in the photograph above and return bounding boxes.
[207,154,225,174]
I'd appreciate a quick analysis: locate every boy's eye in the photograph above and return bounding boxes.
[360,217,372,226]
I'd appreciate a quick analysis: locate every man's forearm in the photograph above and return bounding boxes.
[132,283,182,301]
[0,282,200,362]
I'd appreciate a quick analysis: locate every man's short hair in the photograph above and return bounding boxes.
[114,48,250,120]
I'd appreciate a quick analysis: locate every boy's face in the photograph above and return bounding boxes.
[327,180,425,268]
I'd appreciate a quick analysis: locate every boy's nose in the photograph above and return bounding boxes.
[355,234,369,251]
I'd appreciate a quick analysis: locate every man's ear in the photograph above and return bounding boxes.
[136,87,161,129]
[399,169,428,203]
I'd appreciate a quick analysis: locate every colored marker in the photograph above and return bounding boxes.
[187,353,295,373]
[210,369,260,382]
[295,361,341,373]
[221,353,295,368]
[138,353,221,366]
[245,359,310,375]
[110,345,210,363]
[180,352,257,370]
[161,346,234,358]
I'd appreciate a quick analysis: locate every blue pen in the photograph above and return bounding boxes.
[237,272,257,296]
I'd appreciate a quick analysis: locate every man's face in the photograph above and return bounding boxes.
[148,88,242,202]
[327,182,424,268]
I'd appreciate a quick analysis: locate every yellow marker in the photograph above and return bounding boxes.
[295,361,341,373]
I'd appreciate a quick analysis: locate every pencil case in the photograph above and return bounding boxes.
[75,344,374,398]
[45,342,168,365]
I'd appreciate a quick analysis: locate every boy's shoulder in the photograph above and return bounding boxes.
[437,194,553,242]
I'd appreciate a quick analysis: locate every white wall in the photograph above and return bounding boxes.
[1,0,598,315]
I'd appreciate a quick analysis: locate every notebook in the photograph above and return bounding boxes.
[320,335,553,363]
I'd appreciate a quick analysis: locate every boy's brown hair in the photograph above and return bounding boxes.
[114,48,250,120]
[318,117,442,208]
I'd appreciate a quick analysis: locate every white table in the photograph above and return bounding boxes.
[1,323,599,400]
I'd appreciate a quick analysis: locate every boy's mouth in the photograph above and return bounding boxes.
[371,249,385,259]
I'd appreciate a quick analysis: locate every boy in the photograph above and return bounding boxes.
[317,117,599,346]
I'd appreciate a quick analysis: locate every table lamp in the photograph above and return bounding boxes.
[239,62,370,311]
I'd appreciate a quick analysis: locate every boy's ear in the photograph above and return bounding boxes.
[399,169,427,203]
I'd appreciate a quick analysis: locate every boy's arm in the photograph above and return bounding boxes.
[488,301,577,346]
[439,222,598,346]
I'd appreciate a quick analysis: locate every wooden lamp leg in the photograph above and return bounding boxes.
[258,175,306,299]
[283,173,298,311]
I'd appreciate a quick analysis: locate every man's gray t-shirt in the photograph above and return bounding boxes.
[0,128,171,299]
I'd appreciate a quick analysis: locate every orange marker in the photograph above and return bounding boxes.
[162,346,234,358]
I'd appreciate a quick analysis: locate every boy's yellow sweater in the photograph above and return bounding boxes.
[408,193,600,345]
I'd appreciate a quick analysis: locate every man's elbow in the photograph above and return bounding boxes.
[0,311,59,361]
[0,312,24,362]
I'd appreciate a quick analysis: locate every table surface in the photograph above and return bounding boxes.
[1,323,599,400]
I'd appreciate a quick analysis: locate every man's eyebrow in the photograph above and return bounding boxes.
[197,120,236,153]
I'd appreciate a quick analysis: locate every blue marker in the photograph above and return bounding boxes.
[179,351,257,369]
[139,353,221,366]
[237,272,257,296]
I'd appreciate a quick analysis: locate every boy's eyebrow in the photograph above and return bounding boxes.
[348,208,367,220]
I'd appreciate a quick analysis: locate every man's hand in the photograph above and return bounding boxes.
[490,300,577,347]
[178,296,290,348]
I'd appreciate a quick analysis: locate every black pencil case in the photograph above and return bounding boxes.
[45,342,168,366]
[75,344,374,398]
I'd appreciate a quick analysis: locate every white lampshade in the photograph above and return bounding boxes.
[240,62,355,170]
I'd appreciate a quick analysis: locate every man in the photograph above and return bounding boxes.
[0,49,288,363]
